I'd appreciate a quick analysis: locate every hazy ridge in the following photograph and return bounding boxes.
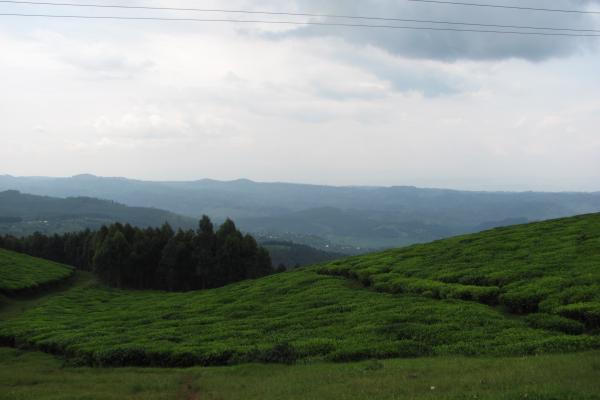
[2,174,600,249]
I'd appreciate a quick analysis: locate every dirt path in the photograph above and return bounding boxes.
[179,375,201,400]
[0,271,94,321]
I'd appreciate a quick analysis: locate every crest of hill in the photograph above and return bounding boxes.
[0,190,196,235]
[1,214,600,367]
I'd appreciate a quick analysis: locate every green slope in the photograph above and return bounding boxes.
[317,213,600,331]
[0,249,73,295]
[1,214,600,366]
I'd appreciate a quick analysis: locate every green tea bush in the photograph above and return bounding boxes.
[257,342,298,364]
[499,290,544,314]
[93,347,155,367]
[525,314,585,335]
[557,303,600,329]
[370,274,499,304]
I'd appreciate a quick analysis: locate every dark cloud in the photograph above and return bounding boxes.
[262,0,599,61]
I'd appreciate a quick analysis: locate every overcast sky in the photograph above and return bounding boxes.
[1,0,600,191]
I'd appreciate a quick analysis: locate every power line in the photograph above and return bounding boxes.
[406,0,600,15]
[0,0,599,33]
[1,12,600,37]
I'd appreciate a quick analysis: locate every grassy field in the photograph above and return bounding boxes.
[1,347,599,400]
[0,249,73,295]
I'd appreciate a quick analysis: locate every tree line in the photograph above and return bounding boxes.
[0,216,276,291]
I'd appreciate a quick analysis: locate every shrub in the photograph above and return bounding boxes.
[93,348,145,367]
[499,290,543,314]
[451,285,499,305]
[525,313,585,335]
[557,303,600,329]
[257,342,298,365]
[295,339,335,357]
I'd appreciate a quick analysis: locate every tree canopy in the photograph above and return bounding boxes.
[0,216,274,291]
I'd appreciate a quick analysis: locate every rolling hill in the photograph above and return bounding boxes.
[0,190,196,235]
[1,214,599,367]
[318,213,600,331]
[2,174,600,248]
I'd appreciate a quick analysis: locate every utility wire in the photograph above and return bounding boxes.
[406,0,600,15]
[0,0,599,33]
[1,12,600,37]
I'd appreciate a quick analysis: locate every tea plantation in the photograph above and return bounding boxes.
[317,213,600,331]
[0,249,73,295]
[1,214,600,367]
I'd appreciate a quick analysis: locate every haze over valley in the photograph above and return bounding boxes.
[2,174,600,251]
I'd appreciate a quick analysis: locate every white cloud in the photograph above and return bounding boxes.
[0,3,599,190]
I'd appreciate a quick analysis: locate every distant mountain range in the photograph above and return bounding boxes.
[1,174,600,249]
[0,190,345,268]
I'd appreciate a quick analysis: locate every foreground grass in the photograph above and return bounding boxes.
[1,347,599,400]
[0,249,73,295]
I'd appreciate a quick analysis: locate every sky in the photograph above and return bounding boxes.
[1,0,600,191]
